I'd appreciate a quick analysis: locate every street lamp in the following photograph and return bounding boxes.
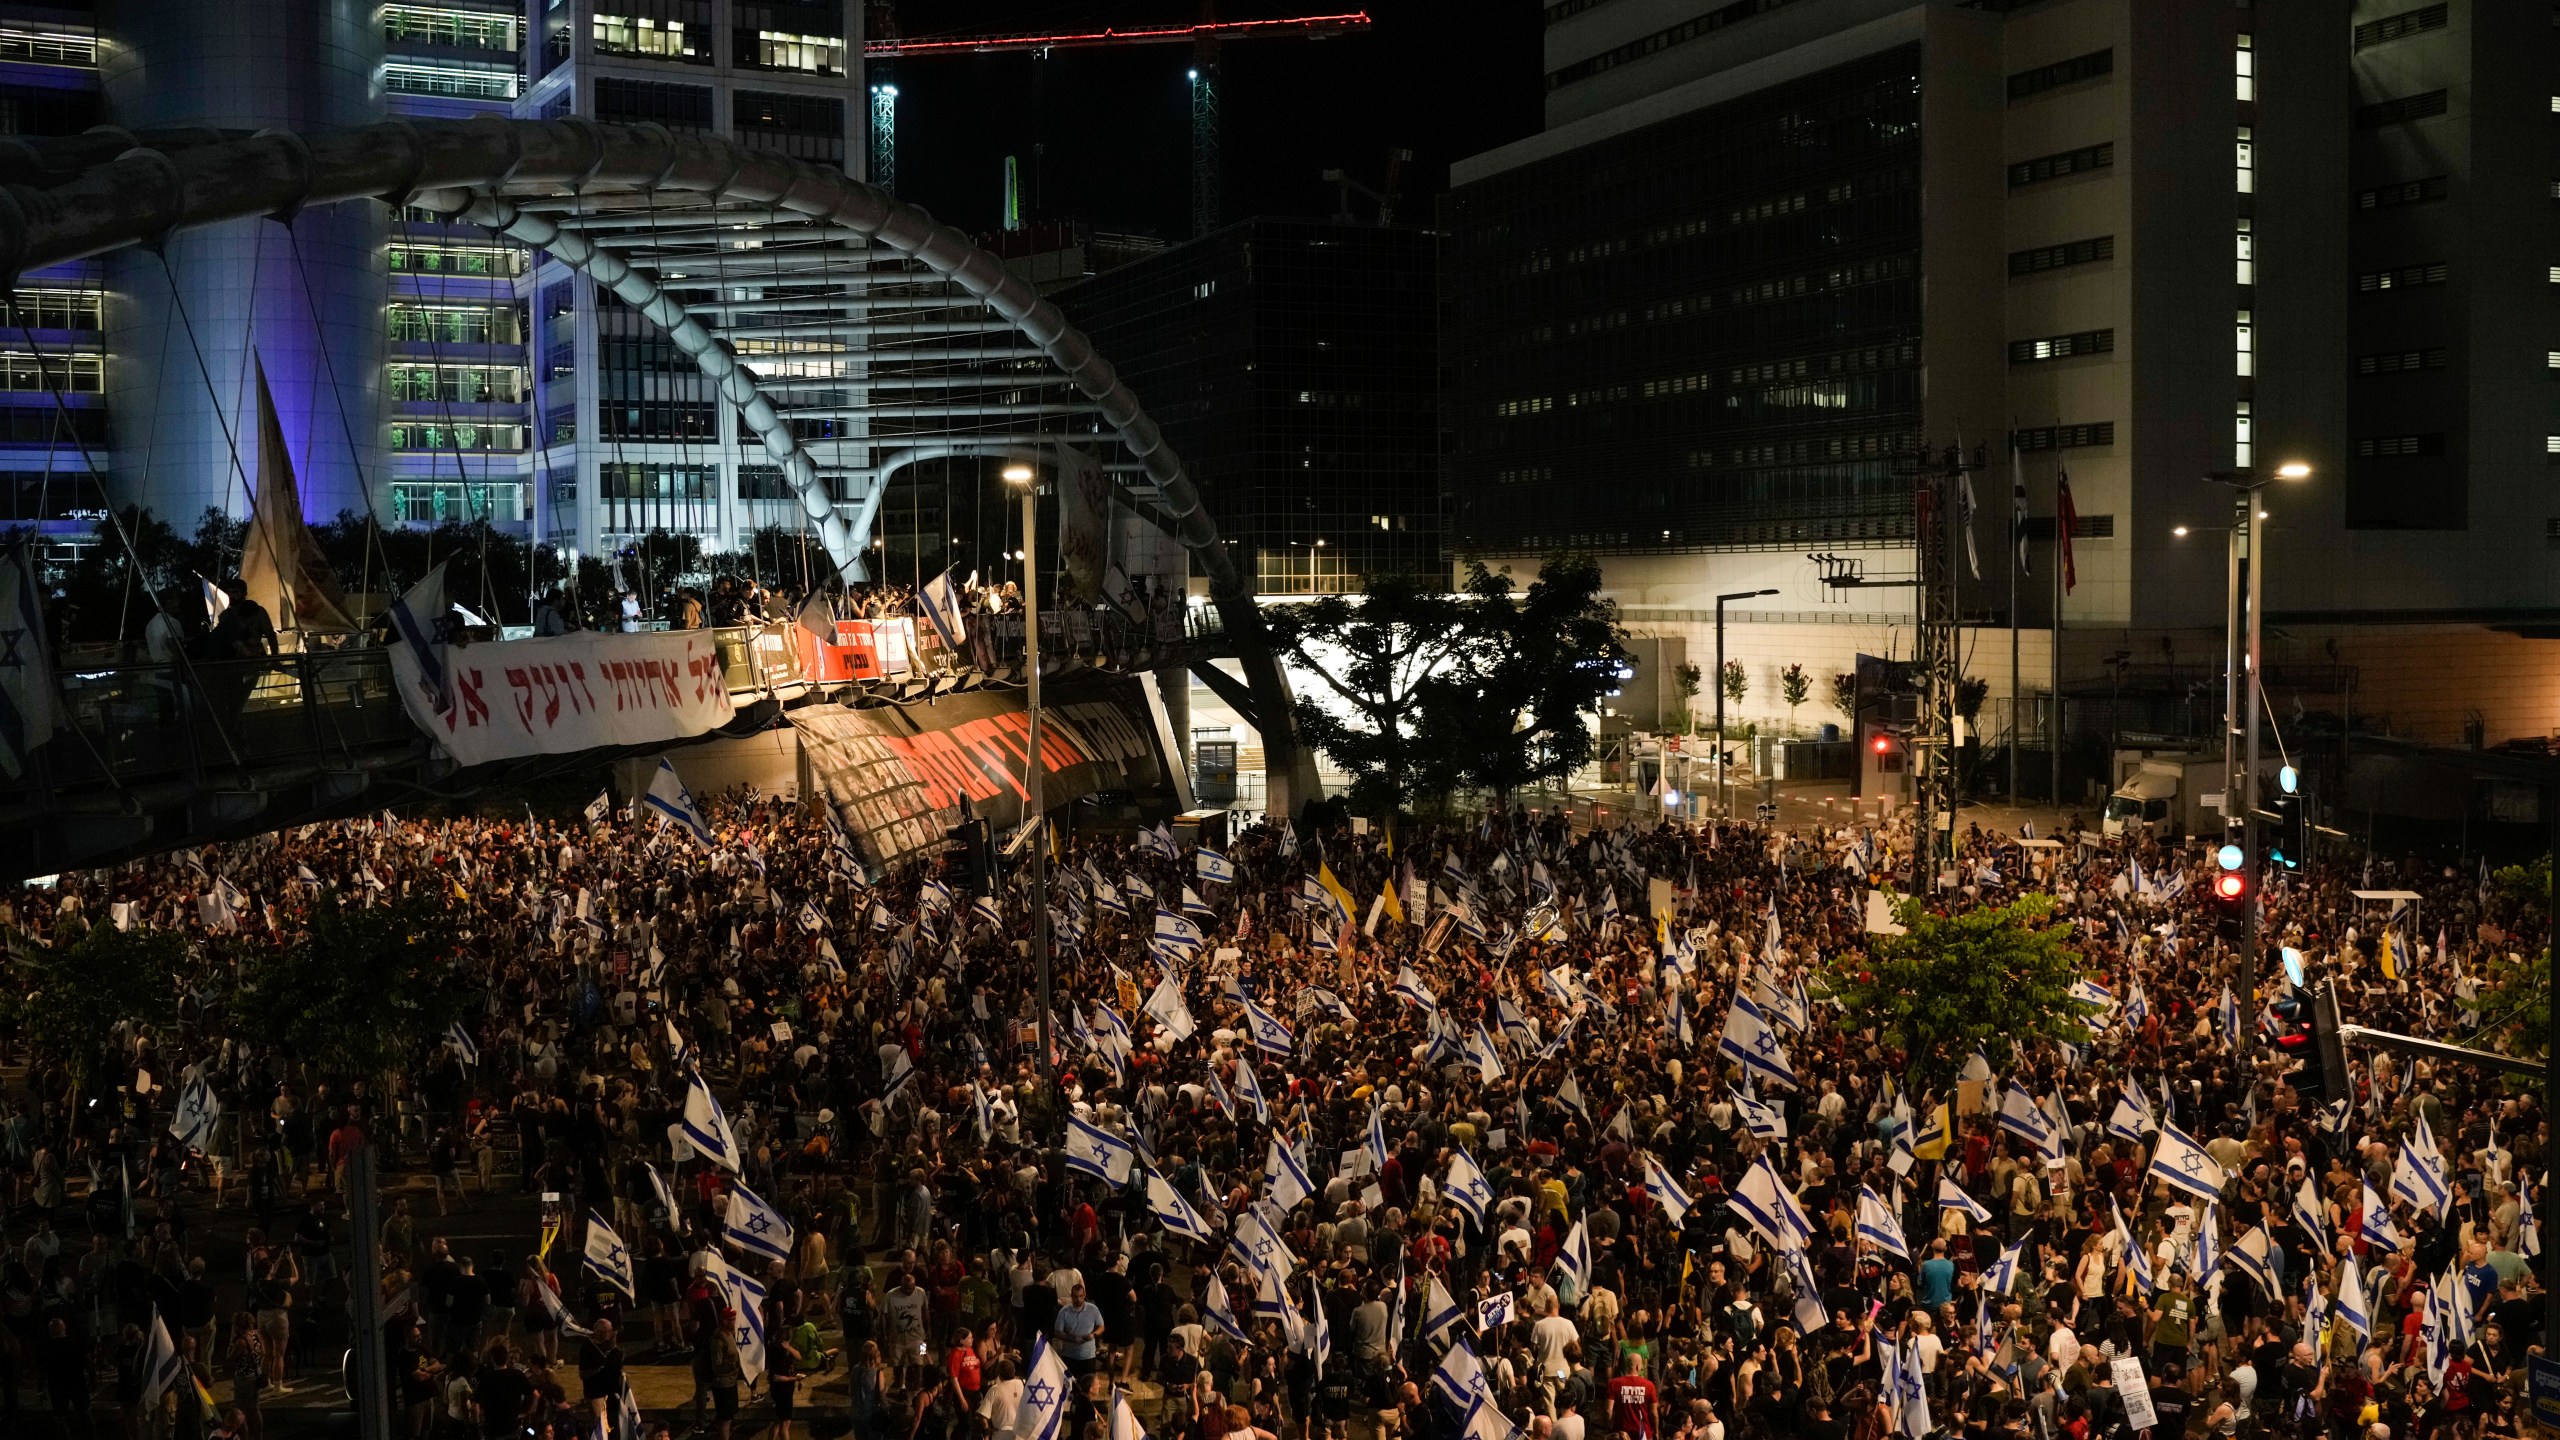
[2200,461,2311,977]
[1002,461,1051,1080]
[1716,588,1780,817]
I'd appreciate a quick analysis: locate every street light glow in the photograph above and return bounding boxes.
[2172,525,2191,537]
[2275,461,2312,479]
[1001,464,1035,485]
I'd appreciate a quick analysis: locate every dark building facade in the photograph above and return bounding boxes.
[1444,43,1926,555]
[1059,217,1440,596]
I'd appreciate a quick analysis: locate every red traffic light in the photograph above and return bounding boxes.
[2214,872,2246,900]
[1872,735,1892,754]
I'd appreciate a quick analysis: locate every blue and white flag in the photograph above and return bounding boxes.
[2191,1201,2223,1286]
[1731,1155,1812,1249]
[722,1181,795,1265]
[169,1079,221,1153]
[1196,848,1235,885]
[1265,1137,1316,1212]
[446,1022,480,1068]
[680,1071,742,1172]
[1234,1057,1271,1125]
[1428,1337,1487,1410]
[1015,1336,1072,1440]
[1646,1152,1697,1227]
[644,760,711,844]
[644,1162,682,1227]
[1463,1024,1505,1084]
[1855,1185,1910,1262]
[2145,1121,2227,1202]
[2227,1226,2279,1298]
[584,1211,637,1300]
[1552,1219,1591,1300]
[1937,1176,1993,1224]
[1203,1273,1249,1343]
[706,1255,766,1381]
[1443,1149,1493,1228]
[1065,1115,1137,1185]
[2068,976,2114,1010]
[2360,1183,2407,1254]
[1144,1165,1217,1243]
[2112,1197,2153,1296]
[1391,965,1438,1012]
[2391,1111,2452,1221]
[1180,885,1216,923]
[1366,1103,1391,1174]
[1982,1238,2026,1296]
[1732,1086,1787,1141]
[1154,908,1205,957]
[1718,993,1800,1090]
[2106,1082,2155,1145]
[918,568,971,649]
[1420,1272,1463,1343]
[2218,985,2244,1046]
[1242,999,1295,1058]
[2333,1257,2371,1339]
[2293,1174,2328,1250]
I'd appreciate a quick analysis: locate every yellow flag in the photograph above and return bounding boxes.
[1913,1101,1954,1161]
[1316,861,1358,927]
[2378,929,2399,981]
[1379,879,1406,927]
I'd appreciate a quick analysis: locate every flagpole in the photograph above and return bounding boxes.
[2008,440,2021,811]
[1005,463,1052,1084]
[2050,458,2065,809]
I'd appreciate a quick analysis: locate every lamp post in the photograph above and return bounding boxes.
[2188,461,2310,978]
[1003,461,1050,1078]
[1715,588,1780,817]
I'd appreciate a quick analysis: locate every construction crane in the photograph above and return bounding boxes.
[864,7,1374,238]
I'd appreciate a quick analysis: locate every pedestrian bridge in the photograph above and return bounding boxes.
[6,607,1244,881]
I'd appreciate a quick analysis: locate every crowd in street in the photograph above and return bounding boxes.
[0,784,2546,1440]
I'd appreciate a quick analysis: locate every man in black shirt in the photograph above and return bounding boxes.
[474,1342,532,1439]
[2147,1361,2192,1439]
[578,1318,628,1434]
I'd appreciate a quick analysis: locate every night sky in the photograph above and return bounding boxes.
[879,1,1547,242]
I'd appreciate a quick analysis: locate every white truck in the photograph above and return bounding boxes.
[2101,755,2228,841]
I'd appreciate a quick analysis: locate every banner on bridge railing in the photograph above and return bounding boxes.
[794,670,1185,874]
[389,629,738,768]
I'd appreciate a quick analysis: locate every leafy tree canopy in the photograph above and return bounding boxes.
[233,893,474,1083]
[11,918,189,1093]
[1822,890,2090,1093]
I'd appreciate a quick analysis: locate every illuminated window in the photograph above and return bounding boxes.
[2236,221,2253,284]
[2235,126,2253,194]
[752,31,847,75]
[382,63,516,100]
[2235,310,2253,377]
[592,14,702,61]
[2235,35,2254,102]
[2235,401,2253,468]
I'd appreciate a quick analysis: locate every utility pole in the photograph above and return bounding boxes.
[1005,463,1050,1076]
[1894,443,1981,892]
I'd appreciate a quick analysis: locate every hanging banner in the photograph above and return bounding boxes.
[389,629,737,767]
[795,670,1185,873]
[793,618,920,683]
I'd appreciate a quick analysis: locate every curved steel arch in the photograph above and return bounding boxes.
[0,117,1320,813]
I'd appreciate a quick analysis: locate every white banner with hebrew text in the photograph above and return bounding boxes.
[389,629,736,768]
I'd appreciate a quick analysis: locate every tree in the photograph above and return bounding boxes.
[233,894,474,1083]
[10,919,189,1095]
[1673,662,1703,733]
[1721,659,1749,710]
[2467,858,2553,1065]
[1417,553,1630,805]
[1261,572,1471,819]
[1780,663,1811,729]
[1831,672,1860,724]
[1822,891,2090,1093]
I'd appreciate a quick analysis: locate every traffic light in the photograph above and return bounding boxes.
[2265,986,2323,1101]
[946,818,993,894]
[2267,793,2307,872]
[2212,845,2250,940]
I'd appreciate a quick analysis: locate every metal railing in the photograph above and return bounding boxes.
[41,649,413,794]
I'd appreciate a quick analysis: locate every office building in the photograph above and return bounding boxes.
[1443,0,2560,754]
[1060,216,1441,596]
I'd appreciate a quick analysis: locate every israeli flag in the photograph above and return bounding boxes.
[2293,1174,2328,1249]
[1937,1176,1992,1224]
[1266,1137,1316,1212]
[139,1310,188,1412]
[1982,1238,2026,1296]
[917,568,970,648]
[1015,1336,1072,1440]
[1196,848,1235,885]
[1732,1087,1787,1141]
[1645,1152,1697,1227]
[1233,1206,1297,1282]
[2360,1183,2407,1254]
[1144,977,1197,1041]
[169,1079,221,1153]
[446,1022,480,1068]
[644,1162,683,1228]
[2067,976,2113,1010]
[2333,1258,2371,1339]
[1181,885,1216,923]
[1855,1185,1910,1262]
[1996,1085,2057,1156]
[1234,1057,1271,1125]
[2112,1198,2153,1296]
[1420,1271,1462,1342]
[1195,1272,1246,1344]
[707,1255,766,1381]
[2522,1177,2542,1259]
[1065,1116,1137,1185]
[584,1211,638,1300]
[1732,1155,1812,1249]
[2227,1226,2279,1298]
[1429,1338,1488,1411]
[2191,1201,2223,1286]
[1443,1149,1494,1228]
[1717,993,1800,1090]
[1154,908,1205,957]
[2218,985,2243,1045]
[1242,999,1295,1058]
[681,1071,742,1173]
[1785,1246,1829,1334]
[1145,1165,1217,1244]
[1464,1023,1506,1084]
[1552,1219,1591,1300]
[1391,965,1438,1011]
[2391,1111,2451,1220]
[643,760,711,844]
[1366,1103,1391,1174]
[2145,1120,2227,1203]
[722,1181,796,1265]
[1112,1388,1149,1440]
[2106,1083,2155,1145]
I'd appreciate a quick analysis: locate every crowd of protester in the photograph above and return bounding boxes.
[0,786,2546,1440]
